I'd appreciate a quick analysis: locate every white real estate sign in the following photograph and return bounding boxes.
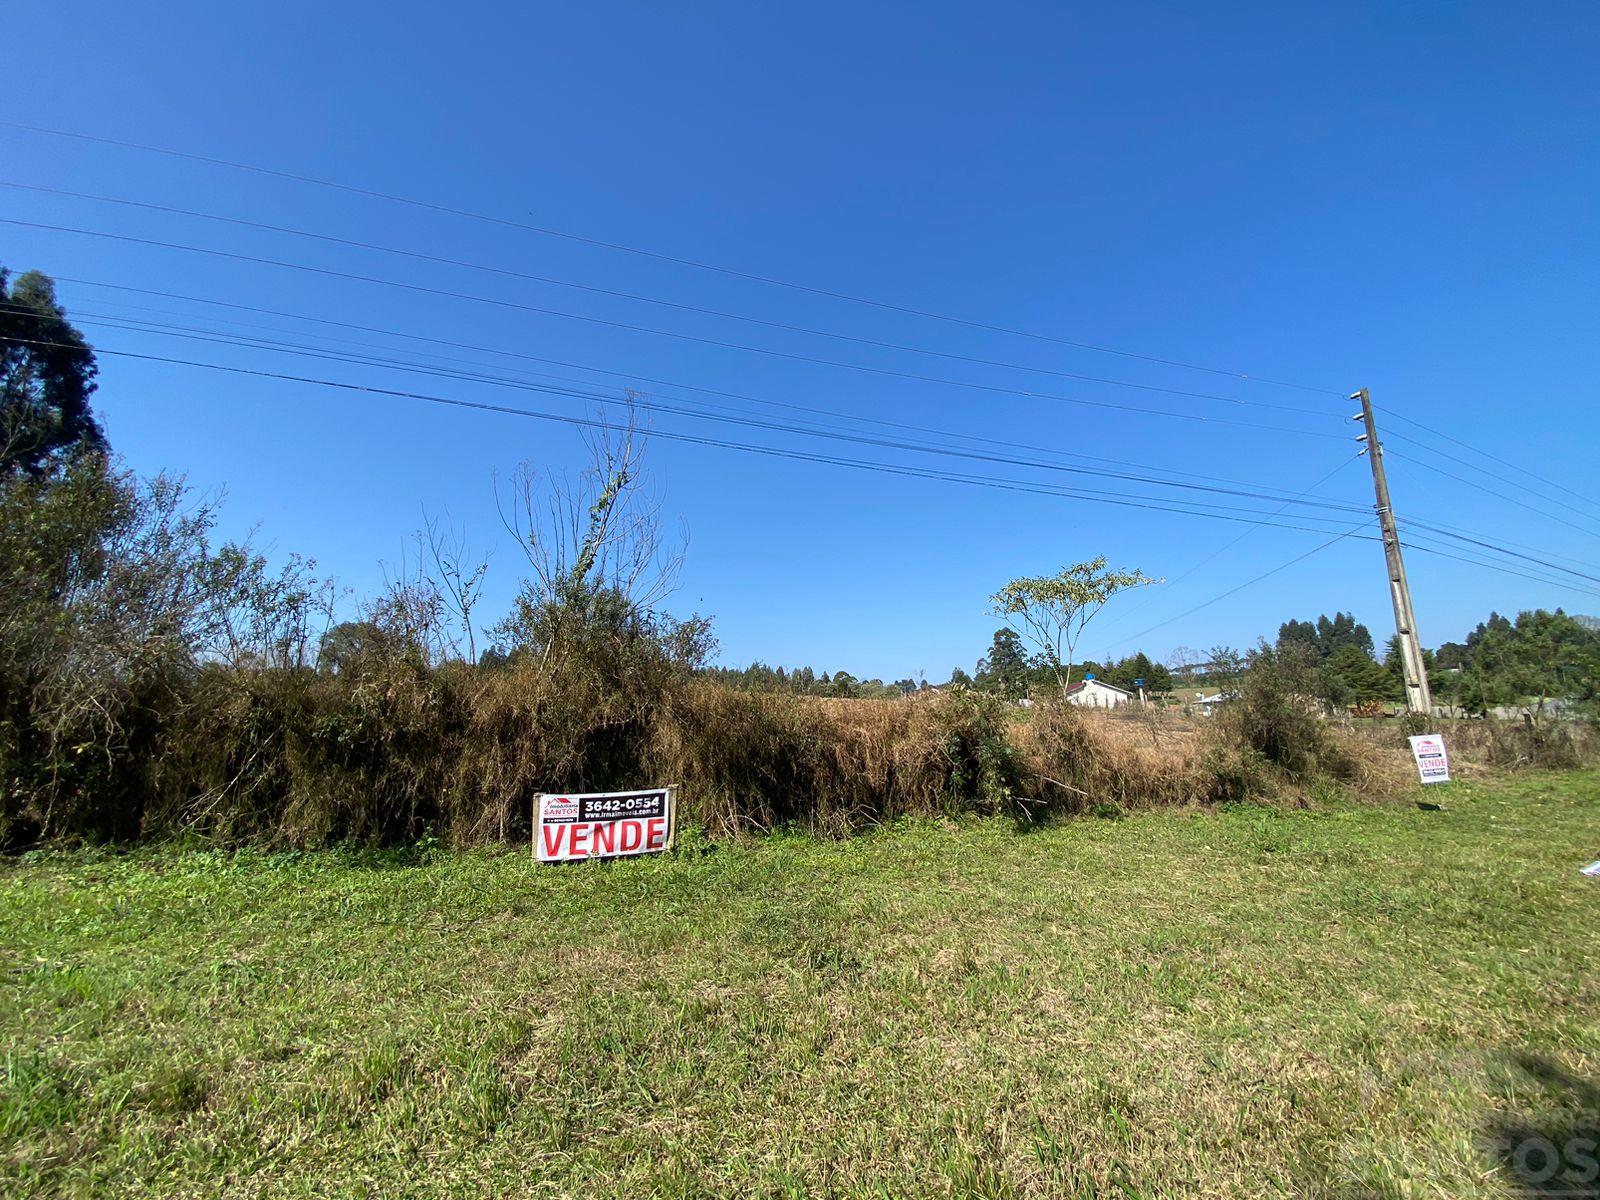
[535,787,675,863]
[1407,734,1451,784]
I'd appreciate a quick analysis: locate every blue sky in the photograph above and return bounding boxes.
[4,1,1598,680]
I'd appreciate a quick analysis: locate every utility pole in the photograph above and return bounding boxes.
[1353,388,1432,717]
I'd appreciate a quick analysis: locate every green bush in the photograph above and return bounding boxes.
[1215,643,1357,785]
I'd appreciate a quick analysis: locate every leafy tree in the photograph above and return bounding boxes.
[1276,618,1320,658]
[1319,612,1374,659]
[1101,651,1171,695]
[1204,646,1247,694]
[1,457,332,840]
[1427,609,1600,717]
[990,556,1158,695]
[317,620,392,673]
[1276,613,1392,710]
[1380,635,1434,702]
[1,268,104,478]
[1323,643,1396,707]
[1276,612,1375,662]
[975,627,1030,698]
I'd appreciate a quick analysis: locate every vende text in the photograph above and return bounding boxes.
[540,817,667,862]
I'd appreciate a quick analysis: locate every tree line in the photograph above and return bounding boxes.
[708,607,1600,716]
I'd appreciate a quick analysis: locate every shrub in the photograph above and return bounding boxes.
[1405,717,1593,773]
[1214,643,1358,784]
[1019,701,1226,811]
[650,685,1026,837]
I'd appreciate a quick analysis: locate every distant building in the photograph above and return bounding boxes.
[1192,690,1231,717]
[1064,677,1134,709]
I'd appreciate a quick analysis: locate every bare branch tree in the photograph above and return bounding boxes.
[492,398,686,658]
[420,510,488,663]
[368,536,454,665]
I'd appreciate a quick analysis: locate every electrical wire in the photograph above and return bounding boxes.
[1400,535,1600,601]
[0,181,1338,418]
[1379,406,1600,517]
[1,217,1351,442]
[1099,453,1367,645]
[22,285,1363,505]
[69,280,1595,586]
[1384,446,1600,541]
[13,322,1593,647]
[14,286,1592,609]
[1111,523,1373,647]
[1399,518,1600,587]
[7,317,1371,520]
[0,120,1347,397]
[32,298,1596,587]
[3,332,1388,538]
[14,124,1582,544]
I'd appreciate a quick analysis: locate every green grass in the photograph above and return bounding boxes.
[3,773,1598,1198]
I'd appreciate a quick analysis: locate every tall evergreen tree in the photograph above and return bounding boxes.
[975,627,1030,698]
[1,268,104,478]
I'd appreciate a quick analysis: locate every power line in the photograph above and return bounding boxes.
[1100,453,1366,645]
[1399,518,1600,587]
[37,282,1366,507]
[17,326,1593,625]
[23,280,1596,605]
[1112,523,1600,656]
[1383,423,1600,525]
[4,332,1387,538]
[0,181,1337,418]
[11,316,1370,520]
[66,279,1599,586]
[2,217,1351,443]
[1379,406,1600,517]
[16,124,1579,544]
[1384,446,1600,542]
[1113,523,1372,647]
[0,120,1346,397]
[1399,535,1600,601]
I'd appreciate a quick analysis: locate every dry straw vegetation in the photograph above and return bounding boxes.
[3,301,1595,853]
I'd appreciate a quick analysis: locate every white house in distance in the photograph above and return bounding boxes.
[1064,676,1134,709]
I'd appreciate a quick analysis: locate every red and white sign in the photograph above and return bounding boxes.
[1408,734,1451,784]
[535,787,674,863]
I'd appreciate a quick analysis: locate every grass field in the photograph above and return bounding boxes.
[3,773,1598,1198]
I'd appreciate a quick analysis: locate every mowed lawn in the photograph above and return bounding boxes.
[3,774,1599,1198]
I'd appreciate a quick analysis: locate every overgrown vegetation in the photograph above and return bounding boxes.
[3,266,1597,852]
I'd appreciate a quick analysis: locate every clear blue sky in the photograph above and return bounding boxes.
[4,1,1598,680]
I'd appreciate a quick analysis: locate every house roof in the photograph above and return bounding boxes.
[1065,679,1133,697]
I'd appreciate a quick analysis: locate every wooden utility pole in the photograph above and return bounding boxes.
[1354,389,1432,717]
